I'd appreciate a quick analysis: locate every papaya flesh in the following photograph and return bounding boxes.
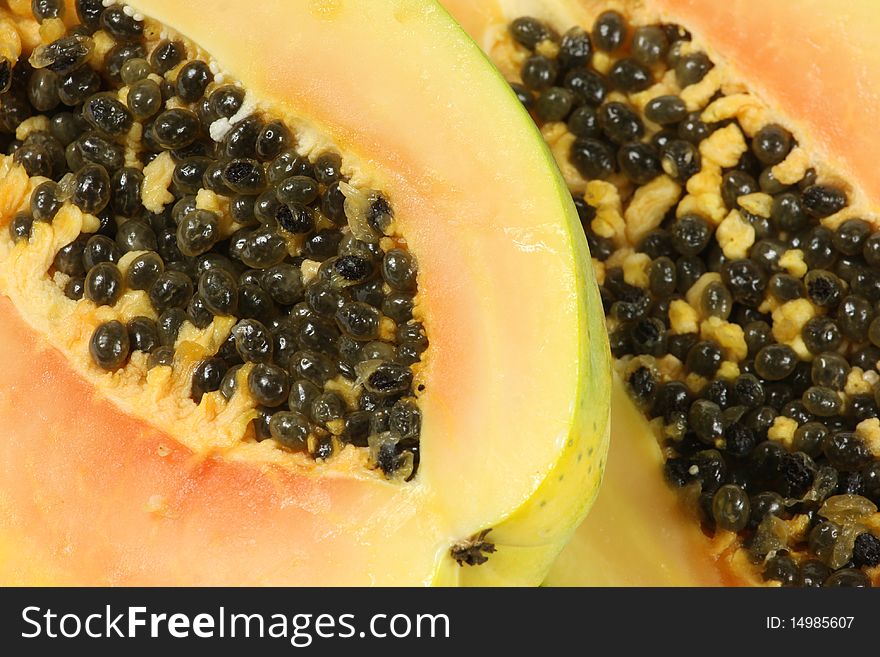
[0,0,610,585]
[444,0,880,586]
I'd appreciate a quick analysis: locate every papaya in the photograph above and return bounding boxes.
[442,0,880,586]
[0,0,611,585]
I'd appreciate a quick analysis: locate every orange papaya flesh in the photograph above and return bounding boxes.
[443,0,880,586]
[0,0,611,585]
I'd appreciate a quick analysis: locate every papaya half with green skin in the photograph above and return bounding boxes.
[0,0,610,585]
[444,0,880,586]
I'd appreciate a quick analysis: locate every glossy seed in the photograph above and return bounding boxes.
[32,0,65,22]
[126,252,164,291]
[700,281,732,319]
[126,316,159,354]
[177,209,220,257]
[721,259,767,308]
[804,269,843,308]
[262,264,303,305]
[276,203,314,234]
[823,432,872,471]
[53,237,87,278]
[30,180,62,222]
[802,386,842,417]
[14,142,53,177]
[341,411,371,447]
[824,569,871,588]
[752,124,793,165]
[365,363,413,396]
[644,95,687,125]
[632,26,668,65]
[237,283,276,324]
[27,68,60,112]
[795,560,832,587]
[82,93,132,137]
[116,218,156,253]
[660,139,700,183]
[72,131,123,171]
[206,86,243,121]
[288,379,320,415]
[152,109,200,150]
[802,184,847,218]
[276,175,319,206]
[617,142,661,185]
[675,52,712,87]
[149,271,194,312]
[592,10,626,52]
[221,158,266,195]
[248,363,290,407]
[237,228,287,269]
[558,26,592,70]
[768,273,803,302]
[382,249,417,291]
[314,152,343,184]
[111,167,144,218]
[608,58,652,93]
[712,484,750,531]
[191,357,227,403]
[9,212,33,243]
[30,35,94,75]
[563,68,607,106]
[84,261,122,306]
[149,40,184,74]
[99,5,143,39]
[251,120,290,161]
[648,256,676,297]
[686,340,722,377]
[232,319,274,363]
[566,105,599,139]
[671,213,711,256]
[811,352,850,390]
[677,112,711,144]
[269,411,310,449]
[335,302,380,341]
[170,153,209,190]
[198,268,238,316]
[509,16,554,50]
[175,60,213,103]
[833,218,871,256]
[310,391,346,429]
[119,57,151,84]
[570,138,614,179]
[535,87,575,122]
[521,55,557,92]
[689,399,723,443]
[754,344,797,381]
[82,234,119,270]
[598,101,643,145]
[721,170,759,210]
[802,316,842,354]
[89,320,129,370]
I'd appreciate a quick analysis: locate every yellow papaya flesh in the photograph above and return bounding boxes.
[0,0,610,585]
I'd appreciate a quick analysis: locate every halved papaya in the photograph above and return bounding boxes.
[0,0,610,585]
[444,0,880,586]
